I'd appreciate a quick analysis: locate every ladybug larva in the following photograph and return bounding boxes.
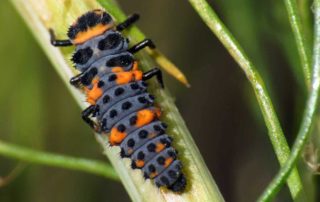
[49,9,186,192]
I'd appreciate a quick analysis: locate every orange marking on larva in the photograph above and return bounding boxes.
[73,23,113,44]
[86,77,103,105]
[133,70,143,80]
[155,108,161,117]
[164,157,174,168]
[150,172,158,179]
[135,109,156,127]
[155,143,166,153]
[135,160,145,168]
[132,61,139,70]
[115,72,134,85]
[109,127,127,146]
[111,67,124,73]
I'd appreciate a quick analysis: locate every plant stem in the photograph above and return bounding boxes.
[187,0,303,199]
[0,140,118,180]
[10,0,224,201]
[257,0,320,201]
[284,0,312,88]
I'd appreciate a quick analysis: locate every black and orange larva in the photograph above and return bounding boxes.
[50,9,186,192]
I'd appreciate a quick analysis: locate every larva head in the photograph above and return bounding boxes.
[67,9,114,45]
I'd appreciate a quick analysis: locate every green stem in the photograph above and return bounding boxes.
[0,140,118,180]
[257,0,320,201]
[187,0,303,199]
[284,0,312,88]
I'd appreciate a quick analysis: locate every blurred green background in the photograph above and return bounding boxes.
[0,0,317,201]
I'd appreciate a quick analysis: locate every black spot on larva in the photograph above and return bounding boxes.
[149,95,155,101]
[117,124,126,132]
[161,123,168,129]
[98,33,121,50]
[103,95,110,103]
[137,151,145,160]
[168,170,178,179]
[130,83,139,90]
[127,139,135,147]
[109,110,117,118]
[100,11,112,25]
[153,125,162,131]
[138,96,147,104]
[67,26,79,40]
[143,172,149,179]
[114,87,124,96]
[160,176,169,185]
[108,74,117,81]
[147,143,156,152]
[129,116,137,125]
[141,81,148,87]
[106,55,133,67]
[131,161,137,169]
[89,67,98,76]
[167,150,176,158]
[168,174,186,192]
[157,156,165,165]
[160,138,171,146]
[72,47,93,65]
[86,12,98,27]
[138,130,148,139]
[148,164,156,173]
[175,163,182,170]
[122,101,132,110]
[98,80,105,87]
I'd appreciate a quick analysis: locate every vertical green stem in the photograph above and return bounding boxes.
[284,0,312,88]
[257,0,320,201]
[187,0,303,199]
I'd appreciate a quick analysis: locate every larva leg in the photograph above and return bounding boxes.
[143,68,164,88]
[82,105,100,131]
[128,39,156,54]
[70,72,85,87]
[49,29,73,47]
[116,14,140,31]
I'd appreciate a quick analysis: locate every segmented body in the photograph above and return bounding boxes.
[55,10,186,192]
